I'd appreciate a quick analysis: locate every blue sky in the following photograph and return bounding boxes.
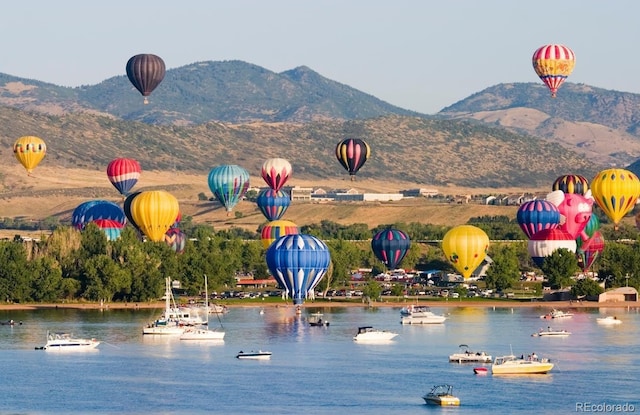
[2,1,638,114]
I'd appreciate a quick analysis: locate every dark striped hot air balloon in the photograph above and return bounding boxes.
[371,228,411,270]
[552,174,589,196]
[335,138,370,181]
[126,54,166,104]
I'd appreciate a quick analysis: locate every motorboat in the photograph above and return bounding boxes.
[473,367,489,375]
[353,326,398,342]
[449,344,492,363]
[36,331,100,351]
[532,327,572,337]
[597,316,622,325]
[180,275,225,341]
[400,305,446,324]
[236,350,272,360]
[308,312,329,327]
[491,354,554,375]
[422,384,460,406]
[540,309,573,319]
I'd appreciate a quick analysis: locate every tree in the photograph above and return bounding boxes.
[571,278,604,298]
[540,248,579,289]
[484,244,520,291]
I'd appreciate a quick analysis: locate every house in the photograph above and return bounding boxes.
[598,287,638,303]
[400,188,439,197]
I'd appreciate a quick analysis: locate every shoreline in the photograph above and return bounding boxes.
[0,300,638,311]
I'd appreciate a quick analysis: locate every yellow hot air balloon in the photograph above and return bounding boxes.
[442,225,489,280]
[130,190,180,242]
[260,220,299,249]
[13,136,46,174]
[590,168,640,230]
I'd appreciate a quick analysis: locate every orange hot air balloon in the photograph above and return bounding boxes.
[441,225,489,279]
[130,190,180,242]
[13,136,46,174]
[590,168,640,230]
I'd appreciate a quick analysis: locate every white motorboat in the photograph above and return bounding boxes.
[400,310,446,325]
[540,309,573,319]
[422,384,460,406]
[400,304,434,317]
[532,327,571,337]
[236,350,272,360]
[180,275,225,341]
[36,331,100,351]
[597,316,622,325]
[449,344,492,363]
[491,354,554,374]
[353,326,398,342]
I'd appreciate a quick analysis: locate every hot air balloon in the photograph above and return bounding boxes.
[441,225,489,279]
[527,228,576,268]
[590,168,640,230]
[547,190,593,241]
[256,189,290,221]
[371,229,411,270]
[261,158,292,192]
[123,191,142,232]
[91,219,125,241]
[265,234,331,305]
[13,136,46,174]
[130,190,180,242]
[516,200,560,239]
[335,138,370,180]
[552,174,589,196]
[72,200,126,230]
[207,165,250,214]
[576,231,604,272]
[126,54,166,104]
[260,220,299,249]
[107,158,141,196]
[164,228,186,254]
[532,44,575,98]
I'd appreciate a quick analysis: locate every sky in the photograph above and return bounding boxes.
[2,1,640,115]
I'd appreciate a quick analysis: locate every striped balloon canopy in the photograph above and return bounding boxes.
[371,228,411,270]
[532,44,575,97]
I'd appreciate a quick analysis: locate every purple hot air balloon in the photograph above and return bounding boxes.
[371,228,411,270]
[516,200,560,239]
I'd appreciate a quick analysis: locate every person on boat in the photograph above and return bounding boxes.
[531,352,538,360]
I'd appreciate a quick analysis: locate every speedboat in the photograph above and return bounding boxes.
[491,354,554,375]
[236,350,272,360]
[400,304,439,317]
[597,316,622,325]
[400,308,446,325]
[308,312,329,327]
[422,384,460,406]
[36,331,100,351]
[449,344,492,363]
[531,327,572,337]
[353,326,398,342]
[540,309,573,319]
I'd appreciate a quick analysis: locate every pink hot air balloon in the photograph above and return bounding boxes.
[547,190,593,241]
[261,158,292,192]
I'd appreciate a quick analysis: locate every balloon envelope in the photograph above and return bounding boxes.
[126,54,165,103]
[576,231,604,272]
[441,225,489,279]
[107,158,141,196]
[371,229,411,270]
[516,200,560,239]
[72,200,126,230]
[335,138,370,179]
[131,190,180,242]
[590,168,640,229]
[532,44,575,97]
[207,165,250,213]
[552,174,589,196]
[260,220,299,249]
[265,234,331,305]
[164,228,186,254]
[13,136,46,174]
[91,219,125,241]
[528,228,576,268]
[256,189,290,221]
[261,158,292,192]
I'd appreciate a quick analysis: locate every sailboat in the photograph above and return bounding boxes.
[142,277,185,336]
[180,275,225,341]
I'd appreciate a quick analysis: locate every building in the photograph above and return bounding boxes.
[598,287,638,303]
[400,188,439,197]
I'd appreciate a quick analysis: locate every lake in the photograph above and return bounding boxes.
[1,304,638,414]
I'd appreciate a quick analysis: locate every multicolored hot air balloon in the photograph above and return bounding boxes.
[590,168,640,230]
[126,54,166,104]
[265,234,331,305]
[207,165,250,214]
[527,228,576,268]
[516,200,560,239]
[261,158,292,192]
[441,225,489,279]
[130,190,180,242]
[260,220,299,249]
[576,231,604,272]
[107,158,141,196]
[552,174,589,196]
[335,138,370,181]
[91,219,125,241]
[164,228,186,254]
[256,189,290,221]
[72,200,126,230]
[532,44,575,98]
[371,229,411,270]
[13,136,46,174]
